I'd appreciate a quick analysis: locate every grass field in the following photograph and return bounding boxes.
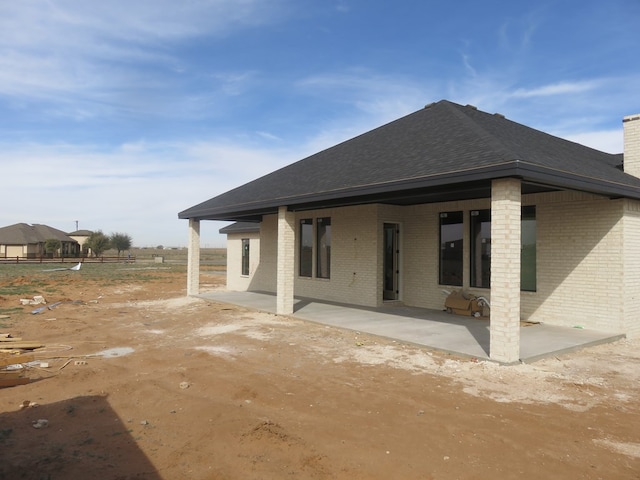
[0,247,227,303]
[127,247,226,266]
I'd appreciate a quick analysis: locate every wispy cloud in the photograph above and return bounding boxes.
[511,81,600,98]
[0,1,287,119]
[0,138,298,246]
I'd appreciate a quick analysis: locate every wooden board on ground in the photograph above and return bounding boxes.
[0,342,44,350]
[0,354,35,368]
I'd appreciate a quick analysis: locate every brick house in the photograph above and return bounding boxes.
[0,223,80,258]
[179,100,640,363]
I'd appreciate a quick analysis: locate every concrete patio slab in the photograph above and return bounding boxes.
[197,290,624,363]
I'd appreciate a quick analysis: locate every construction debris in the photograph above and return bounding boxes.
[20,295,46,306]
[443,290,490,317]
[30,299,85,314]
[0,333,45,388]
[42,262,82,272]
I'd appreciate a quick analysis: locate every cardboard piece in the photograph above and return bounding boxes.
[444,290,486,317]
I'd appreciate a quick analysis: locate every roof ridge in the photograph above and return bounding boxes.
[444,102,520,162]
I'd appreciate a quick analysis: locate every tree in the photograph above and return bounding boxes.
[44,238,61,257]
[84,231,111,257]
[110,232,132,257]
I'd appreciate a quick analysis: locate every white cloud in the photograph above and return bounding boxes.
[0,1,288,117]
[511,81,600,98]
[0,137,300,247]
[561,130,623,154]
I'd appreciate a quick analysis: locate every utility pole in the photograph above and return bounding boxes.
[75,220,79,231]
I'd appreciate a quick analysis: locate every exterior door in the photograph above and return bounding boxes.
[383,223,399,301]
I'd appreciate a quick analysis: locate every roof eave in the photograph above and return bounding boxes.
[179,161,640,221]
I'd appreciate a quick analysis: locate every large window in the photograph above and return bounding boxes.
[316,217,331,279]
[241,238,250,276]
[468,206,537,291]
[470,210,491,288]
[299,219,313,277]
[299,217,332,279]
[439,211,463,286]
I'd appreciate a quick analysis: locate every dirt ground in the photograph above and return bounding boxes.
[1,266,640,480]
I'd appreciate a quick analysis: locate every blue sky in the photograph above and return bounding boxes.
[1,1,638,247]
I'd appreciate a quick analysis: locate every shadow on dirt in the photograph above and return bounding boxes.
[0,394,161,480]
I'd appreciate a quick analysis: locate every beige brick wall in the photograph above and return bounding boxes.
[225,231,260,291]
[402,198,491,309]
[531,192,624,330]
[250,214,277,292]
[223,189,637,335]
[623,199,640,337]
[294,205,380,306]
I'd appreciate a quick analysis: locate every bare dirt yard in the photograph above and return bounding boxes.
[1,263,640,479]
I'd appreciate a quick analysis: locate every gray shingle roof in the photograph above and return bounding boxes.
[0,223,78,244]
[68,229,94,236]
[179,100,639,222]
[219,222,261,234]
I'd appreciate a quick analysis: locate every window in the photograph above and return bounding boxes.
[521,206,537,292]
[241,238,250,276]
[439,211,463,286]
[299,219,313,277]
[470,210,491,288]
[299,217,332,279]
[316,217,331,279]
[468,206,537,291]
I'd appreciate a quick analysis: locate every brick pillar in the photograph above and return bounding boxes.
[490,178,521,363]
[187,218,200,296]
[277,206,295,314]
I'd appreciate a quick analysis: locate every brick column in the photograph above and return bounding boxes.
[187,218,200,296]
[277,206,295,314]
[490,178,521,363]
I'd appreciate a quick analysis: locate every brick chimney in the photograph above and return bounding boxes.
[623,113,640,177]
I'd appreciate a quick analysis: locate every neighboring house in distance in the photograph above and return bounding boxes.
[179,100,640,364]
[0,223,80,258]
[68,229,94,256]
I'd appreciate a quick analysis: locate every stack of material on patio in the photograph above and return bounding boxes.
[444,290,488,317]
[0,333,44,388]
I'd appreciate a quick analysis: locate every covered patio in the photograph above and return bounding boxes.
[197,290,624,364]
[181,101,640,364]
